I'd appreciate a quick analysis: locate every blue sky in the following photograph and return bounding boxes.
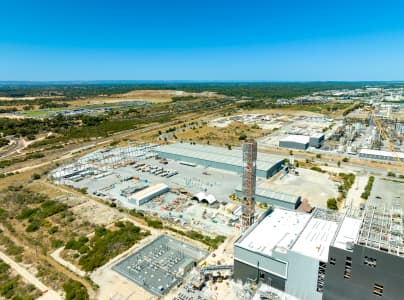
[1,0,404,81]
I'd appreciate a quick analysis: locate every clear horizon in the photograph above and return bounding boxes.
[1,0,404,81]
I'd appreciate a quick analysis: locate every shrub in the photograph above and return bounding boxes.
[31,173,41,180]
[63,279,89,300]
[361,176,375,199]
[327,198,338,210]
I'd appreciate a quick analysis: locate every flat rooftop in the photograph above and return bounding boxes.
[292,215,339,261]
[237,208,311,256]
[237,208,343,261]
[156,143,284,171]
[333,216,362,251]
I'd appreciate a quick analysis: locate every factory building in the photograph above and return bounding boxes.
[156,143,284,179]
[235,187,301,210]
[279,134,325,150]
[279,135,310,150]
[234,204,403,300]
[359,148,404,162]
[309,133,325,148]
[129,183,169,205]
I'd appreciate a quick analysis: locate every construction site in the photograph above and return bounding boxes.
[50,142,303,235]
[46,127,404,300]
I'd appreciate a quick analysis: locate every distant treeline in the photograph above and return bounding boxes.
[1,82,403,100]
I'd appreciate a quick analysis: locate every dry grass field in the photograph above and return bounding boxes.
[174,122,271,147]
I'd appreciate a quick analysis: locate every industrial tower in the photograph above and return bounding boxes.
[242,137,257,232]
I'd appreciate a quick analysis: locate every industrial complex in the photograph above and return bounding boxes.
[47,124,403,300]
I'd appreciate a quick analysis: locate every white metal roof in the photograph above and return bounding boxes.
[310,133,325,138]
[193,192,206,201]
[280,135,310,144]
[192,192,217,204]
[238,208,311,256]
[291,216,339,261]
[130,183,168,201]
[333,216,362,251]
[359,148,404,159]
[157,143,284,172]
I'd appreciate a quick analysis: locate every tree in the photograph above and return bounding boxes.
[238,133,247,140]
[31,173,41,180]
[327,198,338,210]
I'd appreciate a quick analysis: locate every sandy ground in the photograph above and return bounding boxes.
[0,249,62,300]
[70,201,122,226]
[0,96,63,101]
[261,168,339,209]
[71,90,223,106]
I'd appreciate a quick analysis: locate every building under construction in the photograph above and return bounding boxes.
[241,138,257,231]
[234,197,404,300]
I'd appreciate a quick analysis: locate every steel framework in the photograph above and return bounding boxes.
[242,138,257,231]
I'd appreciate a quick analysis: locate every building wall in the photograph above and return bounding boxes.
[234,245,324,300]
[279,141,309,150]
[359,152,404,162]
[323,244,404,300]
[284,251,324,300]
[309,135,325,148]
[234,259,286,290]
[267,161,285,178]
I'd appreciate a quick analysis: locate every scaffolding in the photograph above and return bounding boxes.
[357,198,403,257]
[242,138,257,232]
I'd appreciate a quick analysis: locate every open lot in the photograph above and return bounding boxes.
[368,177,404,208]
[259,168,339,209]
